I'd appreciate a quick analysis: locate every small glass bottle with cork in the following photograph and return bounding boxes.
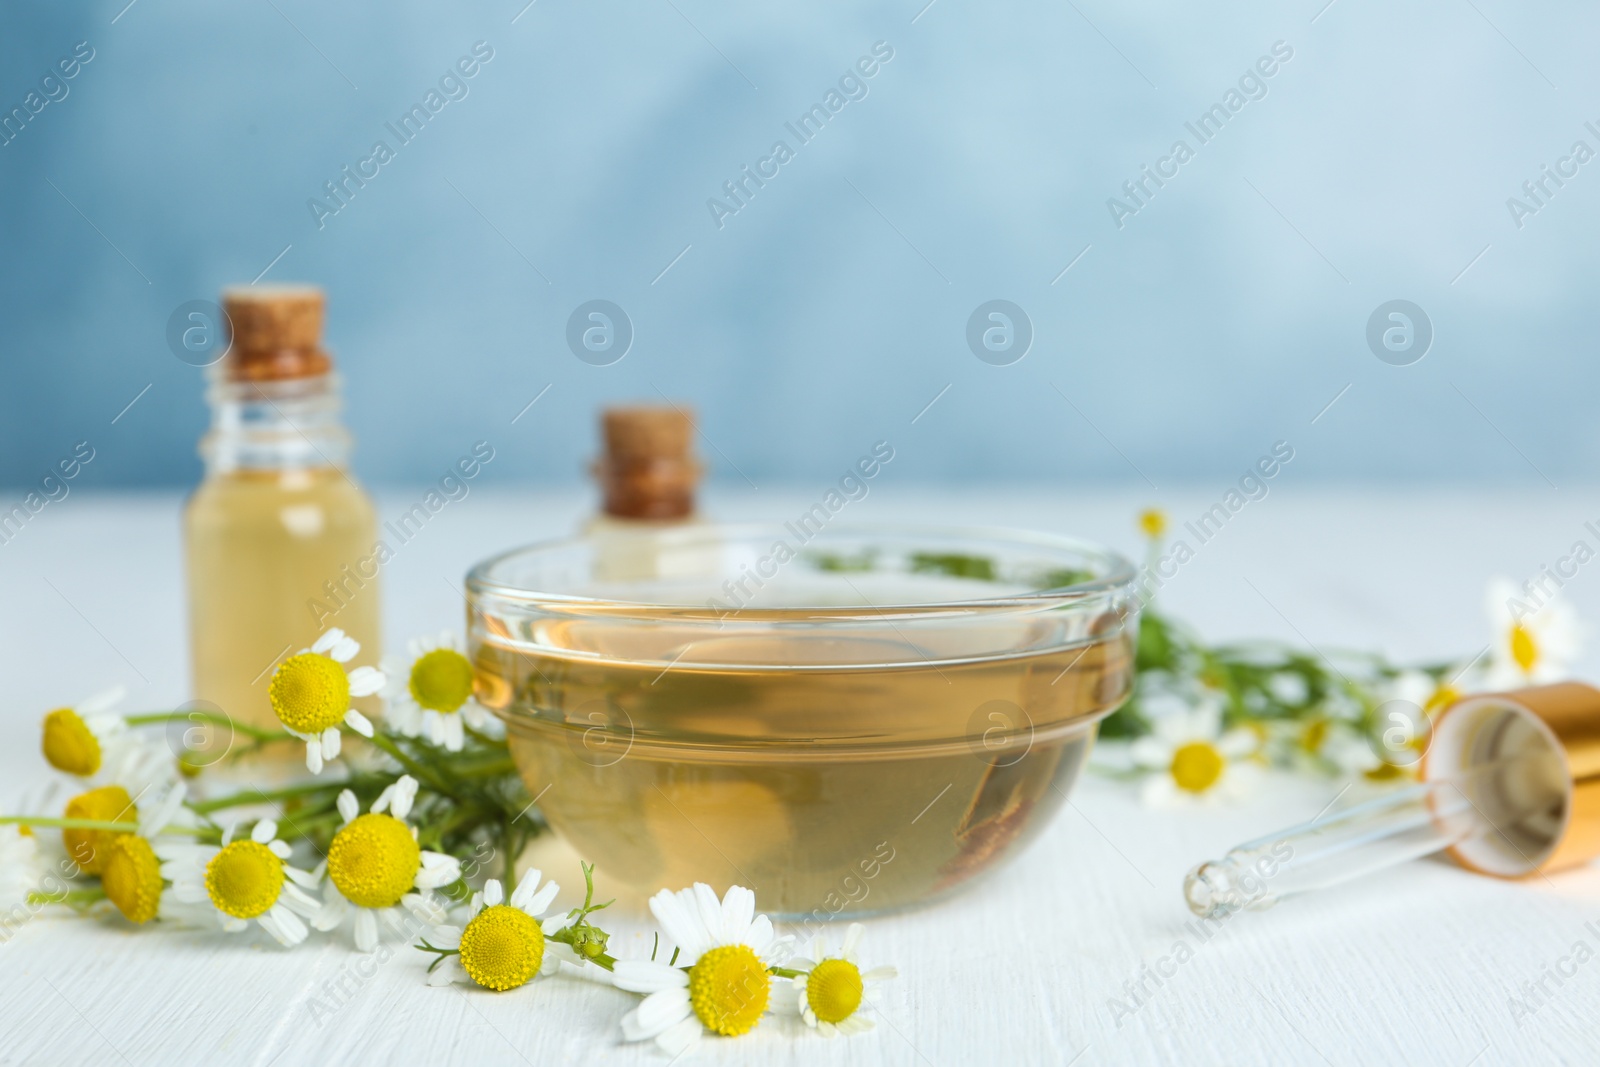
[586,404,705,581]
[184,286,381,738]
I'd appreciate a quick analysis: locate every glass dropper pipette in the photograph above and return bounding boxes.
[1182,684,1596,919]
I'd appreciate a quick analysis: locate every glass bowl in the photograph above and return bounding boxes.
[466,523,1138,917]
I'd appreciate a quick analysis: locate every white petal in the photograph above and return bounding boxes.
[612,961,690,995]
[321,727,340,761]
[306,740,324,775]
[841,922,864,958]
[415,853,460,889]
[354,908,379,952]
[1140,774,1180,809]
[691,883,724,947]
[266,903,309,946]
[1129,736,1171,769]
[510,868,544,910]
[746,914,775,955]
[523,879,559,919]
[719,884,755,945]
[621,988,692,1041]
[430,924,463,950]
[402,892,446,924]
[656,1017,703,1057]
[252,819,278,844]
[444,714,465,752]
[268,840,292,859]
[344,709,374,738]
[330,636,361,663]
[1219,727,1258,759]
[312,894,349,932]
[648,888,709,961]
[348,667,385,697]
[312,628,347,655]
[862,965,898,981]
[391,776,418,821]
[222,915,248,933]
[280,884,321,916]
[483,879,504,907]
[222,821,239,846]
[77,686,127,716]
[337,790,359,825]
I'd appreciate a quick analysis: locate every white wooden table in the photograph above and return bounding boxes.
[3,485,1598,1066]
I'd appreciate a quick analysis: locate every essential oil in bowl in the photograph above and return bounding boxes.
[469,534,1137,917]
[184,287,381,741]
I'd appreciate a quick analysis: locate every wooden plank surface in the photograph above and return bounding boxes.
[2,486,1598,1066]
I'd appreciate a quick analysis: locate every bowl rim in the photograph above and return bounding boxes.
[465,521,1138,616]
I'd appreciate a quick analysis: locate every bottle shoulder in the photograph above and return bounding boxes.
[186,468,376,530]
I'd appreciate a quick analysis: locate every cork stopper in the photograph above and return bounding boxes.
[595,405,702,520]
[218,285,333,381]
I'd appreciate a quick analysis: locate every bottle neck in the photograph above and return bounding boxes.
[200,372,351,474]
[594,455,700,520]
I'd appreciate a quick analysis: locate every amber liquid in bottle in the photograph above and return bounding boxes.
[184,287,381,738]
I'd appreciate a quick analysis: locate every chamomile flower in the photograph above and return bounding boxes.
[1131,701,1259,807]
[166,819,321,947]
[40,687,127,778]
[614,883,792,1055]
[1484,578,1583,690]
[313,776,460,951]
[61,783,143,875]
[425,870,573,991]
[381,632,496,752]
[782,923,896,1037]
[40,688,177,794]
[267,628,384,774]
[1385,669,1464,718]
[1138,508,1168,540]
[95,783,192,925]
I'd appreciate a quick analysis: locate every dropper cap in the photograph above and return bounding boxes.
[593,405,703,520]
[218,285,332,382]
[1422,682,1600,877]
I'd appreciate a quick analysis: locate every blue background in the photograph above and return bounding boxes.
[2,0,1596,491]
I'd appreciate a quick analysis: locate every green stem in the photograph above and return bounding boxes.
[29,887,105,907]
[123,711,290,743]
[367,733,454,793]
[188,781,340,815]
[769,966,806,979]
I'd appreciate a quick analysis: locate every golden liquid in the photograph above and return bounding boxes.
[184,466,381,736]
[476,622,1132,917]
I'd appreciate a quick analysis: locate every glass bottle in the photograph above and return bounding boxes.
[184,286,381,739]
[585,404,705,581]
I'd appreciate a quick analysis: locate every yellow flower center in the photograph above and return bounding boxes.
[326,812,420,908]
[268,653,351,734]
[1170,741,1225,794]
[688,944,770,1036]
[102,835,162,924]
[42,708,101,776]
[205,840,286,919]
[409,649,474,714]
[1138,508,1168,539]
[1424,685,1460,714]
[806,958,864,1024]
[1298,719,1328,754]
[458,904,545,991]
[1510,624,1539,673]
[63,785,137,875]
